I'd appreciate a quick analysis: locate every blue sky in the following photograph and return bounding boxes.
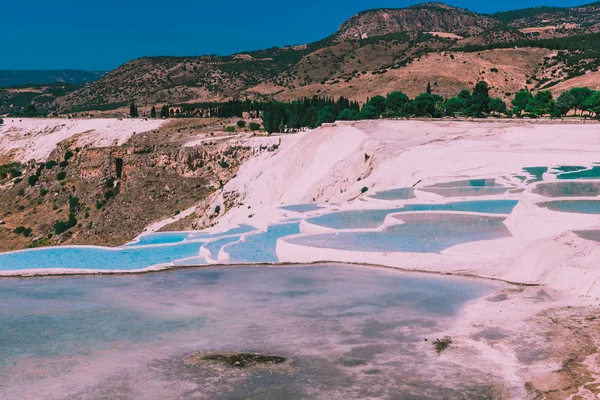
[0,0,590,70]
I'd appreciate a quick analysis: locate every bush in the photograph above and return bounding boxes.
[45,160,58,169]
[248,122,261,131]
[214,205,221,214]
[40,188,49,196]
[64,150,74,161]
[17,188,25,196]
[219,160,230,168]
[236,120,246,128]
[104,190,114,200]
[68,196,80,212]
[361,187,368,193]
[56,171,66,181]
[59,161,69,168]
[225,126,236,133]
[28,175,39,186]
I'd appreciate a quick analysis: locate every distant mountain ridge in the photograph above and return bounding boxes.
[0,70,104,88]
[7,1,600,113]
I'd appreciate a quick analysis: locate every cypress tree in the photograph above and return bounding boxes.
[150,106,157,118]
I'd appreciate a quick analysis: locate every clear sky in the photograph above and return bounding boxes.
[0,0,591,71]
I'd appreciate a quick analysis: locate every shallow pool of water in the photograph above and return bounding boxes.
[368,187,415,201]
[420,186,510,197]
[306,200,518,229]
[126,231,193,246]
[126,225,257,247]
[557,166,600,180]
[288,214,511,253]
[0,242,206,271]
[538,200,600,214]
[0,265,502,399]
[533,182,600,198]
[575,230,600,242]
[203,235,242,259]
[225,222,301,263]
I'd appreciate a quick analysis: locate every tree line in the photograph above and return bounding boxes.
[257,81,600,133]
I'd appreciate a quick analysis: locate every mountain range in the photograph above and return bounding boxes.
[3,1,600,114]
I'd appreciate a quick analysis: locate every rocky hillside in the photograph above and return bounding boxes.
[334,3,500,41]
[28,2,600,113]
[0,118,272,251]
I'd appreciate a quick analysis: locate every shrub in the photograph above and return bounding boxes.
[214,205,221,214]
[56,171,66,181]
[104,190,114,200]
[96,200,105,209]
[64,150,74,161]
[68,196,80,212]
[361,187,368,193]
[45,160,58,169]
[248,122,261,131]
[236,120,246,128]
[434,337,452,354]
[40,188,49,196]
[59,161,69,168]
[17,188,25,196]
[225,126,236,133]
[219,160,230,168]
[28,175,39,186]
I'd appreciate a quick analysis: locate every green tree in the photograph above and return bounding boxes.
[27,104,36,114]
[444,97,465,116]
[337,108,355,120]
[413,93,444,117]
[465,81,490,116]
[237,120,246,128]
[426,81,432,94]
[365,95,387,115]
[150,106,157,118]
[526,91,554,116]
[130,102,139,118]
[569,87,594,115]
[458,89,471,101]
[488,98,507,115]
[248,122,261,131]
[160,105,169,118]
[556,91,577,115]
[511,90,533,117]
[582,91,600,117]
[360,104,380,120]
[0,117,3,125]
[317,105,337,124]
[386,91,409,113]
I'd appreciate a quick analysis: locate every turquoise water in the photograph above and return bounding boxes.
[369,188,415,200]
[126,231,192,246]
[523,167,548,183]
[426,179,502,188]
[203,235,242,258]
[288,214,510,253]
[306,200,518,229]
[538,200,600,214]
[554,166,586,173]
[0,242,205,271]
[280,204,323,212]
[420,186,510,197]
[225,222,301,263]
[0,265,500,399]
[558,166,600,180]
[533,182,600,198]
